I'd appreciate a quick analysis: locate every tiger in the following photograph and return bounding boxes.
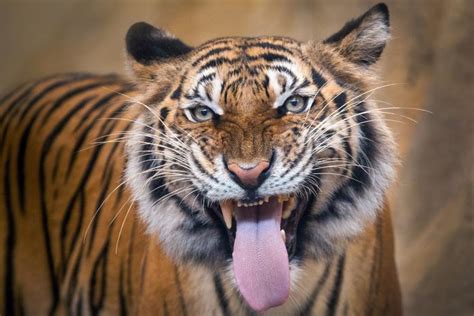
[0,3,402,315]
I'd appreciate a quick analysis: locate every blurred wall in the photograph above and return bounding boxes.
[0,0,472,314]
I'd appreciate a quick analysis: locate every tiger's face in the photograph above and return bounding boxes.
[126,4,395,312]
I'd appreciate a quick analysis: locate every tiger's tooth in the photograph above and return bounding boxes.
[237,201,242,207]
[258,200,263,205]
[220,200,234,229]
[282,206,292,219]
[280,229,286,242]
[282,196,297,219]
[277,194,290,203]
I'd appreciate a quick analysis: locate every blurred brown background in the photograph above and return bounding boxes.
[0,0,472,315]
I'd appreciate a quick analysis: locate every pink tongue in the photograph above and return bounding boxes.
[233,198,290,312]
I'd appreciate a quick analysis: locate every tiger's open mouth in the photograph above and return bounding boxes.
[214,194,306,257]
[209,193,307,312]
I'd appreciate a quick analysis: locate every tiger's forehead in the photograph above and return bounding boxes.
[178,37,321,113]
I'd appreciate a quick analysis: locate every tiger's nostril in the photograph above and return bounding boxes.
[227,160,270,189]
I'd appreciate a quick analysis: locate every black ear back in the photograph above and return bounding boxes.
[324,3,390,66]
[126,22,192,65]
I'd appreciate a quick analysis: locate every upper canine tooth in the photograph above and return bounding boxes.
[280,229,286,242]
[220,200,234,229]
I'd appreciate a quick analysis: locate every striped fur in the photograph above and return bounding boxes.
[1,3,401,315]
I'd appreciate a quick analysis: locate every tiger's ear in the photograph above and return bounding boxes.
[125,22,192,83]
[323,3,390,66]
[126,22,192,64]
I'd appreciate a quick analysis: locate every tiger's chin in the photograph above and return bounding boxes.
[207,193,309,312]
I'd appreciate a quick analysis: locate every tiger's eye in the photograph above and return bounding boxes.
[191,105,214,122]
[284,95,306,113]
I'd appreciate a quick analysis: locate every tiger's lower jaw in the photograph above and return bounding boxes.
[208,194,308,312]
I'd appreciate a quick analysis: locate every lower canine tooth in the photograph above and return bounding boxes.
[282,207,292,219]
[282,197,297,219]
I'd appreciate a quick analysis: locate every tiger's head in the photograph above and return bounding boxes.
[125,3,395,312]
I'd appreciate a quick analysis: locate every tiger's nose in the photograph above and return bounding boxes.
[226,160,271,189]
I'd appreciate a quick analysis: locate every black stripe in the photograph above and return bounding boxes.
[196,72,216,87]
[84,149,116,256]
[170,83,183,100]
[158,107,170,133]
[268,65,297,80]
[311,68,327,88]
[66,241,84,311]
[163,300,170,316]
[351,103,378,192]
[140,132,169,202]
[147,84,171,106]
[126,221,136,307]
[3,157,16,316]
[191,47,233,67]
[249,52,291,63]
[198,57,237,73]
[89,242,109,315]
[262,74,270,98]
[300,262,332,315]
[333,92,347,111]
[51,145,64,180]
[213,273,230,315]
[309,185,354,223]
[242,42,294,54]
[174,267,188,316]
[366,217,383,316]
[119,263,128,316]
[139,251,148,294]
[76,294,83,315]
[326,254,346,316]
